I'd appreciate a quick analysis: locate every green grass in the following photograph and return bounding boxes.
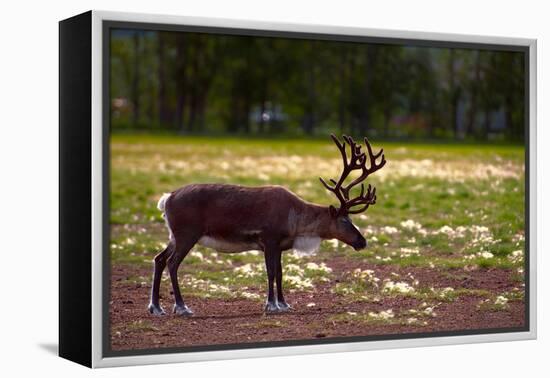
[110,134,525,301]
[113,320,159,333]
[327,304,437,327]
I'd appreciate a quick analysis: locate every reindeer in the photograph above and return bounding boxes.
[148,134,386,316]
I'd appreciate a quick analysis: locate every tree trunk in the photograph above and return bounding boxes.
[174,35,187,133]
[258,80,268,133]
[448,49,461,139]
[243,94,251,133]
[505,97,514,140]
[157,33,172,128]
[338,49,347,134]
[146,51,155,128]
[302,43,316,135]
[360,46,376,136]
[131,32,141,127]
[186,37,201,132]
[383,107,391,137]
[484,109,491,141]
[188,93,198,132]
[175,95,186,133]
[466,51,481,138]
[195,93,207,132]
[227,93,239,133]
[348,54,356,135]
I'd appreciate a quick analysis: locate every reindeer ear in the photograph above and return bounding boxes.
[329,205,339,218]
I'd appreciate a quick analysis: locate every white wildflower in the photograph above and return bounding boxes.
[439,287,455,299]
[353,268,380,287]
[422,307,436,317]
[400,219,423,231]
[233,263,263,278]
[436,225,454,236]
[368,309,394,320]
[381,226,399,235]
[241,292,260,300]
[364,225,376,234]
[305,262,333,273]
[285,275,314,290]
[190,251,204,261]
[285,263,303,274]
[479,251,494,259]
[509,250,523,264]
[383,281,415,294]
[494,296,508,306]
[512,233,525,243]
[326,239,339,249]
[400,247,420,258]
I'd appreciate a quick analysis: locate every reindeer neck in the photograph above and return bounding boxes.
[292,202,332,239]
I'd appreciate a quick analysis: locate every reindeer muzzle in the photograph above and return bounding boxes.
[352,238,367,251]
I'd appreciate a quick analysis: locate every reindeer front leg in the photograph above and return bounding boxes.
[263,242,280,313]
[276,250,291,311]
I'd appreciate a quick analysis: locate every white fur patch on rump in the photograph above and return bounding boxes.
[157,193,171,213]
[157,193,173,241]
[292,236,322,257]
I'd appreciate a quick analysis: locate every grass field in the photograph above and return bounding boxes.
[109,134,526,351]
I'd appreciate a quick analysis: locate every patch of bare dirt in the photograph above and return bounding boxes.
[109,260,525,352]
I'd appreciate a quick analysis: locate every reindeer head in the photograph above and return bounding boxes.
[320,134,386,250]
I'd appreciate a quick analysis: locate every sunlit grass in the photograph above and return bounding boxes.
[110,134,525,315]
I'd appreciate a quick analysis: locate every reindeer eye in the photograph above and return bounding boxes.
[340,217,350,224]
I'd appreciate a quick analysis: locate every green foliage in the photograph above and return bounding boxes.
[110,135,525,289]
[110,30,525,141]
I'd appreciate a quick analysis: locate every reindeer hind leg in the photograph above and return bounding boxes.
[148,242,174,315]
[167,232,200,316]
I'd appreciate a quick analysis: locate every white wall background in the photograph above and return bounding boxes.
[0,0,547,376]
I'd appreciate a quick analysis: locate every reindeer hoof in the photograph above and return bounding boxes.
[148,303,166,316]
[173,304,194,316]
[277,301,292,312]
[265,301,280,314]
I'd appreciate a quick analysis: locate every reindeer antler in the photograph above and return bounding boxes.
[320,134,386,215]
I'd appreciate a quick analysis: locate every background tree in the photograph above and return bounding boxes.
[109,29,526,142]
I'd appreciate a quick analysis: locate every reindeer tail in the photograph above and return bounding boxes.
[157,193,172,213]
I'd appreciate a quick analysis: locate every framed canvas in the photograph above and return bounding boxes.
[59,10,537,368]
